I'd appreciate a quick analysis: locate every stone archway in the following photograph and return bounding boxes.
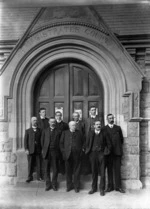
[13,38,126,182]
[0,23,143,188]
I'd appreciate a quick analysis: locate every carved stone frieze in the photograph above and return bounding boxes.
[24,23,110,53]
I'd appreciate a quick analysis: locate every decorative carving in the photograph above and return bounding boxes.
[21,23,110,56]
[29,22,109,38]
[133,93,139,118]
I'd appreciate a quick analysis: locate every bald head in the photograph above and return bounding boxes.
[69,121,76,132]
[31,117,37,127]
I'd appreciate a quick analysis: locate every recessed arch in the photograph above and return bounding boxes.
[10,38,127,150]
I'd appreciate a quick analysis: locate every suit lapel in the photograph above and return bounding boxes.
[89,131,95,148]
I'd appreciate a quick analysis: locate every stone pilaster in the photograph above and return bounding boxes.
[0,122,17,185]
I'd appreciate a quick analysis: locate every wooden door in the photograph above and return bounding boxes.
[34,62,103,122]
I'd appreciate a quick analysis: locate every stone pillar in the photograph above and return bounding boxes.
[0,122,17,185]
[140,77,150,188]
[121,93,142,189]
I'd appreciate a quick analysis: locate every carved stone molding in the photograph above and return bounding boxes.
[123,91,142,122]
[28,21,109,38]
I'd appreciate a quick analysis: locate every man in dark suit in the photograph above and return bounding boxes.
[72,112,85,136]
[60,121,84,193]
[86,106,100,137]
[24,117,42,182]
[55,111,68,134]
[41,117,61,191]
[37,108,49,130]
[37,108,49,180]
[72,112,90,175]
[104,113,125,193]
[55,111,68,174]
[86,120,112,196]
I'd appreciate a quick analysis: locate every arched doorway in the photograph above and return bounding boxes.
[33,60,104,123]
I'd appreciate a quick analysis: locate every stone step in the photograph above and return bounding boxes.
[16,174,98,190]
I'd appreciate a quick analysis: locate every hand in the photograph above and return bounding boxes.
[25,150,29,155]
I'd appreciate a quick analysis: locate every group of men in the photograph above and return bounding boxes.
[24,106,125,196]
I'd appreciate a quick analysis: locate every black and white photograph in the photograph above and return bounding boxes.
[0,0,150,208]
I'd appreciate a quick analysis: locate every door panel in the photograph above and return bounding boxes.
[34,62,103,123]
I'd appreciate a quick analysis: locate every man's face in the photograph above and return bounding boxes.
[39,110,46,118]
[73,113,79,122]
[90,107,96,116]
[49,119,56,128]
[107,115,114,124]
[94,121,101,131]
[69,122,76,132]
[31,117,37,127]
[55,112,62,121]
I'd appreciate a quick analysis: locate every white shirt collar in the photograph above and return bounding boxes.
[40,116,45,119]
[32,126,37,131]
[70,130,75,133]
[95,130,100,134]
[91,115,96,119]
[108,124,114,128]
[56,120,62,123]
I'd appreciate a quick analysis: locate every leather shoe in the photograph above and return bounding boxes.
[45,185,52,191]
[75,188,79,193]
[100,190,105,196]
[52,185,57,191]
[88,189,97,194]
[37,178,44,182]
[26,178,33,183]
[115,188,125,193]
[66,186,74,192]
[105,187,114,192]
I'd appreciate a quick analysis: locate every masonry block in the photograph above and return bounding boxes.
[0,176,16,185]
[130,146,139,154]
[16,151,28,182]
[0,152,11,163]
[0,123,8,132]
[4,140,12,152]
[121,155,139,179]
[7,163,17,177]
[11,153,17,163]
[0,163,6,176]
[127,122,139,137]
[122,180,142,190]
[0,132,8,142]
[125,137,139,146]
[141,177,150,188]
[0,142,4,152]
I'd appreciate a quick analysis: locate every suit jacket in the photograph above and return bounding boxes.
[85,129,112,155]
[103,125,124,156]
[24,127,42,154]
[55,121,69,134]
[37,117,49,130]
[41,127,61,159]
[60,130,84,160]
[75,120,85,136]
[85,115,101,136]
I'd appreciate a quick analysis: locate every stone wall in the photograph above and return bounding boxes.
[0,122,17,184]
[0,6,145,189]
[140,79,150,187]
